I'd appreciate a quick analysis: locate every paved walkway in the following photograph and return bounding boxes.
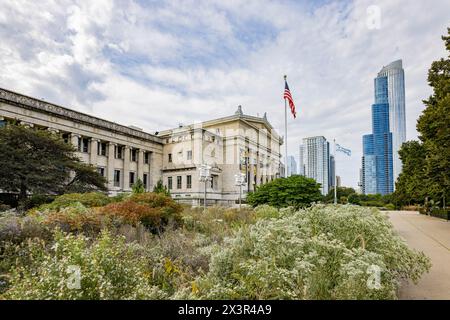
[388,211,450,300]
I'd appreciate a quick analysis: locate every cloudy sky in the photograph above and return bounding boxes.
[0,0,449,188]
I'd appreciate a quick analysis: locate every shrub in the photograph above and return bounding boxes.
[3,230,165,299]
[100,192,182,233]
[18,194,55,211]
[246,175,323,209]
[36,202,107,236]
[35,192,111,212]
[196,205,430,300]
[0,203,11,212]
[0,214,51,245]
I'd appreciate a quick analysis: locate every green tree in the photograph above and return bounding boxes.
[394,28,450,207]
[393,141,427,206]
[152,179,170,197]
[324,187,356,204]
[0,124,107,201]
[131,178,145,194]
[416,28,450,206]
[246,175,323,208]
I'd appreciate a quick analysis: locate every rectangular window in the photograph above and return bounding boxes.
[168,153,172,163]
[62,133,70,144]
[186,175,192,189]
[98,142,107,156]
[187,150,192,160]
[82,138,89,153]
[129,172,135,187]
[143,173,148,190]
[114,170,121,187]
[77,137,82,151]
[131,149,137,162]
[97,167,105,177]
[144,152,149,164]
[115,146,123,159]
[177,176,182,189]
[168,177,173,190]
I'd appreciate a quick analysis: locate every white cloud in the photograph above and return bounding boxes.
[0,0,449,188]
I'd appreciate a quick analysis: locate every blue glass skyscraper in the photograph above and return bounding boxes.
[362,73,394,195]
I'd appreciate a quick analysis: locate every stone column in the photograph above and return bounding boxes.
[70,133,80,151]
[249,150,255,192]
[107,142,116,190]
[123,146,130,191]
[90,139,99,165]
[148,151,154,189]
[256,151,261,187]
[137,149,144,182]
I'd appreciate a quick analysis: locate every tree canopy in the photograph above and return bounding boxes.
[394,28,450,207]
[0,124,107,200]
[246,175,323,208]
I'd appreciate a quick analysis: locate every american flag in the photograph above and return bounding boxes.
[284,80,297,119]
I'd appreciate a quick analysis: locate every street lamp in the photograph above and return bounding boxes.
[199,164,212,211]
[234,172,246,210]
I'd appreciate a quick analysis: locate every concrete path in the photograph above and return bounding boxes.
[387,211,450,300]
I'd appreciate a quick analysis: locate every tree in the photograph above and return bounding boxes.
[393,141,427,206]
[394,28,450,207]
[246,175,323,208]
[131,178,145,194]
[416,28,450,206]
[324,187,356,204]
[0,124,107,201]
[152,179,170,197]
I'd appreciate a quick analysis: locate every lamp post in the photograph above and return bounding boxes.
[199,164,212,211]
[234,172,246,210]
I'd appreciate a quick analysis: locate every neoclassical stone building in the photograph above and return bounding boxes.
[0,87,282,206]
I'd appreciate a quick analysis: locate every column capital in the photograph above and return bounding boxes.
[91,138,101,143]
[71,133,81,138]
[20,121,34,128]
[108,141,117,146]
[47,127,59,134]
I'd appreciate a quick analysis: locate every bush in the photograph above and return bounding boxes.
[246,175,323,209]
[0,214,51,245]
[36,202,107,236]
[100,192,182,233]
[35,192,111,212]
[18,194,55,211]
[195,205,430,300]
[3,230,165,299]
[0,203,11,212]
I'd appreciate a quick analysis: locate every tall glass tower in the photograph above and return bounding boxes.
[302,136,330,195]
[377,60,406,184]
[362,74,394,195]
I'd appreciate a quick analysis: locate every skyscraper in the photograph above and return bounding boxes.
[298,144,305,176]
[329,155,335,189]
[302,136,330,195]
[377,60,406,184]
[286,155,297,177]
[362,70,394,195]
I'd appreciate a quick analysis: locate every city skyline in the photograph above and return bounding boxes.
[0,1,449,188]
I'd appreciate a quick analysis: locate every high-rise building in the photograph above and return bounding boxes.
[362,70,394,195]
[377,60,406,184]
[298,144,305,176]
[286,156,297,177]
[302,136,330,195]
[329,155,335,189]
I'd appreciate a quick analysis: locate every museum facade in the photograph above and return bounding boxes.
[0,87,282,206]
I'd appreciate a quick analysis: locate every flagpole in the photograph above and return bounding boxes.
[334,138,337,205]
[284,75,288,178]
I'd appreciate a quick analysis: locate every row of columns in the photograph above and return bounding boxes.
[69,133,153,191]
